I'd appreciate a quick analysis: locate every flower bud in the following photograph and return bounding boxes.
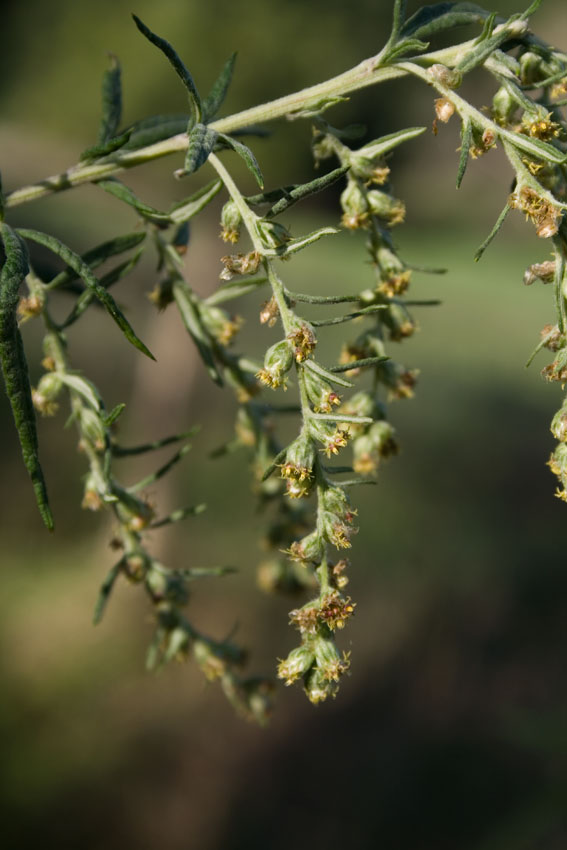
[428,63,462,89]
[257,219,291,250]
[366,190,405,226]
[303,665,337,704]
[492,86,516,125]
[303,369,341,413]
[79,408,106,452]
[257,339,294,389]
[551,406,567,442]
[340,181,369,229]
[277,645,315,685]
[287,322,316,362]
[220,200,242,243]
[32,373,62,416]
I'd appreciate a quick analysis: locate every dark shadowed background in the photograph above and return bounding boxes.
[1,1,567,848]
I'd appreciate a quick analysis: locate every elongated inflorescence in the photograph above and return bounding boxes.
[1,0,566,718]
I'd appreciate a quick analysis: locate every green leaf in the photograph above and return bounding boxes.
[182,122,219,176]
[98,54,122,144]
[503,130,567,165]
[150,503,207,529]
[19,228,155,360]
[122,113,190,151]
[266,167,348,218]
[132,15,202,124]
[276,226,338,258]
[80,130,132,162]
[128,443,192,493]
[202,52,237,123]
[391,0,408,40]
[287,95,350,120]
[474,202,510,261]
[401,3,488,40]
[385,37,430,62]
[96,178,171,224]
[172,279,223,385]
[59,373,102,411]
[456,119,472,188]
[356,126,426,162]
[112,425,200,457]
[169,178,223,224]
[205,276,268,307]
[329,356,389,373]
[0,223,53,530]
[261,447,288,482]
[303,359,354,388]
[310,305,387,327]
[217,133,264,188]
[104,403,126,427]
[0,171,5,222]
[93,559,124,625]
[457,15,524,74]
[60,250,143,328]
[46,231,146,290]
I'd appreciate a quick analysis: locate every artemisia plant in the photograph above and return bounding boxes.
[1,0,566,720]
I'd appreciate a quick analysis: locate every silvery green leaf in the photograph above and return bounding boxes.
[93,559,124,625]
[172,280,223,385]
[59,374,103,410]
[47,231,146,289]
[502,130,567,165]
[98,54,122,144]
[122,114,190,150]
[357,127,426,161]
[287,95,349,120]
[132,15,202,124]
[401,3,488,41]
[18,228,155,360]
[183,122,219,175]
[202,52,237,123]
[304,359,354,388]
[205,276,268,306]
[97,178,171,223]
[217,133,264,187]
[456,119,472,188]
[266,167,348,218]
[169,179,223,224]
[80,130,132,162]
[275,226,338,258]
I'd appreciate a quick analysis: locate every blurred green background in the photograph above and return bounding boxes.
[2,1,567,848]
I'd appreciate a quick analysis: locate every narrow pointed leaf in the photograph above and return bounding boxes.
[169,178,223,224]
[0,223,53,530]
[329,356,389,373]
[401,3,488,40]
[60,250,143,328]
[285,291,360,305]
[304,359,354,388]
[59,373,102,411]
[97,178,171,223]
[93,559,124,625]
[150,503,207,528]
[80,130,132,162]
[122,113,190,150]
[132,15,201,123]
[0,171,4,222]
[46,231,146,290]
[386,38,430,62]
[277,226,338,257]
[112,426,199,457]
[474,203,510,260]
[502,130,567,165]
[218,133,264,187]
[172,280,223,385]
[457,119,472,188]
[357,127,426,161]
[261,447,288,482]
[104,403,126,427]
[98,54,122,143]
[19,228,155,360]
[205,276,268,306]
[202,52,237,123]
[266,167,349,218]
[128,443,192,493]
[310,305,387,327]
